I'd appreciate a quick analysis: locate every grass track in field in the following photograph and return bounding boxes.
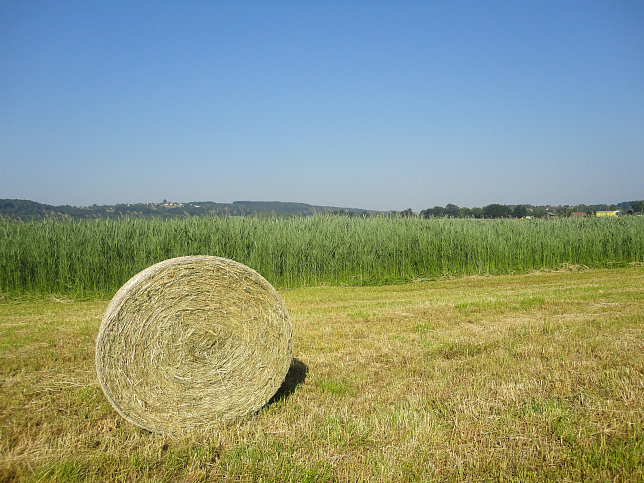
[1,268,642,481]
[1,215,643,296]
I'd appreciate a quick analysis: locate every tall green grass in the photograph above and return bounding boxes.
[0,216,642,296]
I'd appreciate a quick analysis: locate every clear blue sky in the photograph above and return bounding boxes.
[1,1,642,211]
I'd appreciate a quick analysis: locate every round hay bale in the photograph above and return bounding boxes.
[95,255,292,434]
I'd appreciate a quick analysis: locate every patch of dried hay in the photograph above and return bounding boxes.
[96,256,292,434]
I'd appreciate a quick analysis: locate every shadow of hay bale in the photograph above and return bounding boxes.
[269,358,308,405]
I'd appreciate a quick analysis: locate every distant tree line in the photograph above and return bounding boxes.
[391,201,644,219]
[416,203,528,219]
[1,198,642,221]
[0,199,370,221]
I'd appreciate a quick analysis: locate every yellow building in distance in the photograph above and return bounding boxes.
[596,211,619,217]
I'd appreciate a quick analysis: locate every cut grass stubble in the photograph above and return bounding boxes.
[1,268,642,480]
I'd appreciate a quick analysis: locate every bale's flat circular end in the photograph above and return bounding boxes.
[96,256,293,434]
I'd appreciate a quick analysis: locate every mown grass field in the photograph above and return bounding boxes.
[1,267,642,481]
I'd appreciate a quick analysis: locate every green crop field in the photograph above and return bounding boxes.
[1,215,642,296]
[0,216,642,480]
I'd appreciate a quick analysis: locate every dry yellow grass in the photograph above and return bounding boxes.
[1,267,642,481]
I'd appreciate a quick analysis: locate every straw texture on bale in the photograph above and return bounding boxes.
[96,255,293,434]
